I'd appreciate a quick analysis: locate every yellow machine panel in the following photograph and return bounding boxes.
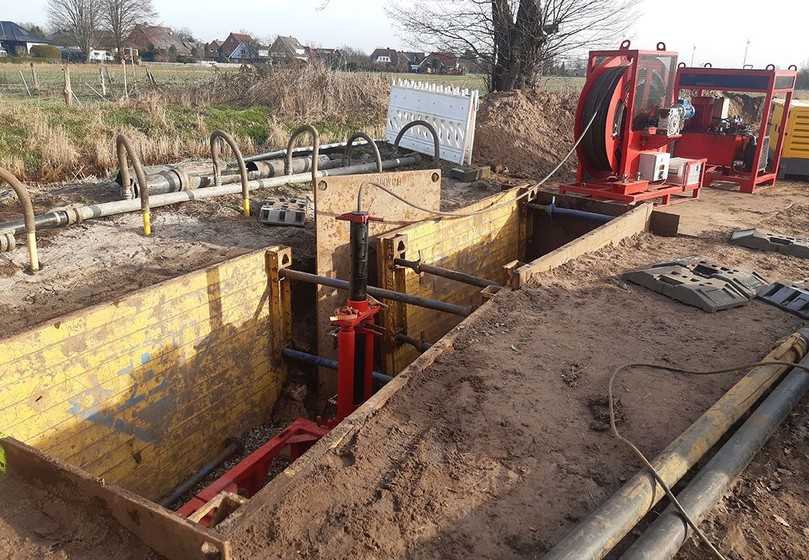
[772,100,809,177]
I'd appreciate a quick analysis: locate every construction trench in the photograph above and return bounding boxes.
[1,50,809,560]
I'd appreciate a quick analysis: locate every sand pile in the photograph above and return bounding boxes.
[473,89,578,180]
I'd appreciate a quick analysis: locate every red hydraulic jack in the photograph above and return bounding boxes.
[331,211,384,423]
[175,210,383,527]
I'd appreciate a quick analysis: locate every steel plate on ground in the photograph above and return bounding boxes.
[623,262,750,312]
[757,282,809,319]
[730,229,809,259]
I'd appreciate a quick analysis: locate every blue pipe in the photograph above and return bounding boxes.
[535,201,614,224]
[282,348,393,386]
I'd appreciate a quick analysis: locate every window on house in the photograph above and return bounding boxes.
[377,56,391,63]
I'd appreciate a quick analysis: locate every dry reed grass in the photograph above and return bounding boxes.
[0,64,391,184]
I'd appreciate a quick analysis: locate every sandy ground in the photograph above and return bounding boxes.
[0,473,158,560]
[226,230,806,559]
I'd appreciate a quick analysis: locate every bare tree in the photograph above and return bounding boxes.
[388,0,638,91]
[48,0,102,61]
[101,0,157,61]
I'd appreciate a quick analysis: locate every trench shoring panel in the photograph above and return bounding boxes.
[314,169,442,399]
[0,248,290,500]
[378,189,525,372]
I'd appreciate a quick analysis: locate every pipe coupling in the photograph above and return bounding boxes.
[0,231,15,252]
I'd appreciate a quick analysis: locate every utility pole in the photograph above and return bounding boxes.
[742,39,751,67]
[690,44,696,67]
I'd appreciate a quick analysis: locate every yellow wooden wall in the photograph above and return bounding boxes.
[378,190,523,373]
[0,249,289,501]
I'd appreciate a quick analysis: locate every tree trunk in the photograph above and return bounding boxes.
[490,0,547,92]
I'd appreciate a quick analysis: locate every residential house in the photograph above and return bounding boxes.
[269,36,309,65]
[307,47,345,69]
[420,52,462,75]
[459,49,485,74]
[205,40,221,60]
[369,48,403,70]
[401,51,427,72]
[0,21,48,56]
[127,25,192,62]
[220,32,255,63]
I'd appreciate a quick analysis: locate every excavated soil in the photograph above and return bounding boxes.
[226,232,805,559]
[474,90,578,180]
[0,473,158,560]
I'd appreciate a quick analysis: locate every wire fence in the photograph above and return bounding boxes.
[0,62,230,105]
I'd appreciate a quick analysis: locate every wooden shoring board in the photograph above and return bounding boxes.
[314,169,441,400]
[512,202,654,288]
[0,437,232,560]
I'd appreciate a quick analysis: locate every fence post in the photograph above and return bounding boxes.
[29,62,39,93]
[63,65,73,107]
[121,59,129,99]
[99,64,107,96]
[18,70,31,97]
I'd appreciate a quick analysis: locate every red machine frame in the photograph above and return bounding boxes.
[560,40,703,206]
[672,65,797,193]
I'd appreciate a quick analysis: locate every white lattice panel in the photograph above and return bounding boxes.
[385,79,480,165]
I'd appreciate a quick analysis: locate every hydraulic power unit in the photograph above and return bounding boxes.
[772,99,809,178]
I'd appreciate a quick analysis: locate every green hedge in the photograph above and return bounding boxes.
[30,45,61,60]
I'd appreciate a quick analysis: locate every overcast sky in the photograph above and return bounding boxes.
[5,0,808,68]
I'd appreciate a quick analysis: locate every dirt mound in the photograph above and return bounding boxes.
[473,89,578,180]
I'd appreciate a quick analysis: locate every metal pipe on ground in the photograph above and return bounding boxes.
[159,439,243,509]
[542,331,809,560]
[621,332,809,560]
[394,258,503,289]
[127,155,337,197]
[244,140,371,164]
[282,348,392,387]
[0,156,420,236]
[280,269,472,317]
[527,202,614,224]
[394,333,431,353]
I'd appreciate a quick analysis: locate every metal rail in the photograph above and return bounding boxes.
[280,269,472,317]
[394,258,503,289]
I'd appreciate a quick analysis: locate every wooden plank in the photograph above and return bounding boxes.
[315,170,442,400]
[0,437,232,560]
[514,203,654,288]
